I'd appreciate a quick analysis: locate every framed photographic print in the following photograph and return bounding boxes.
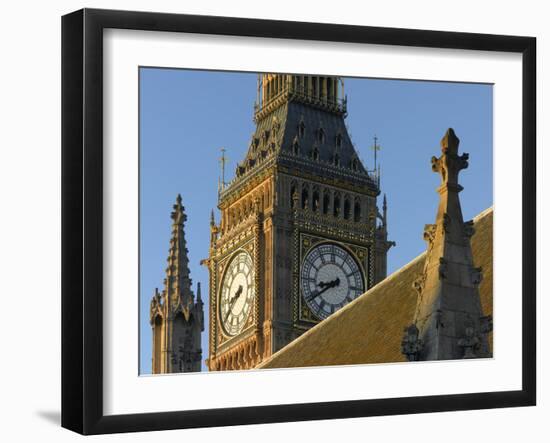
[61,8,536,435]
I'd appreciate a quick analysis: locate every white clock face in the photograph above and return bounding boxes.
[301,243,365,320]
[220,251,254,336]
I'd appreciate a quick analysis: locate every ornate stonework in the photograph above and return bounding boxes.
[402,129,492,361]
[150,195,204,373]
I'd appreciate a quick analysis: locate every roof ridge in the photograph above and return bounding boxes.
[473,205,494,222]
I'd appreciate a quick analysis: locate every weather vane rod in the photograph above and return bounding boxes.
[218,148,227,198]
[371,135,381,172]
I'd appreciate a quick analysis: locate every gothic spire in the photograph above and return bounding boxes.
[165,193,194,309]
[402,129,492,361]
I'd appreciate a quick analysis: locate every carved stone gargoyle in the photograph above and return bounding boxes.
[401,324,423,362]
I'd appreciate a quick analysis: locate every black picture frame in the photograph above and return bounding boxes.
[61,8,536,435]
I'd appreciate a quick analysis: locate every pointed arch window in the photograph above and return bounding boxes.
[292,139,300,155]
[334,153,340,166]
[312,147,320,161]
[335,133,342,148]
[318,128,326,144]
[351,157,359,171]
[298,121,306,138]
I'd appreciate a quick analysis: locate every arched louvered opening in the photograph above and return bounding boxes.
[290,183,297,209]
[344,198,351,220]
[296,76,303,94]
[302,187,309,210]
[312,189,320,212]
[312,77,317,97]
[318,128,325,144]
[354,200,361,222]
[293,140,300,155]
[323,193,330,215]
[312,148,320,161]
[333,194,340,217]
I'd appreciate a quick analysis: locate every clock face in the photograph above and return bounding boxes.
[301,243,365,320]
[219,251,254,336]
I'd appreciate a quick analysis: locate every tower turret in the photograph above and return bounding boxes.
[150,194,204,373]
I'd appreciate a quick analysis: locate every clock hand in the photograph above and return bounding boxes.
[306,278,341,301]
[318,278,341,289]
[234,285,243,298]
[224,285,244,323]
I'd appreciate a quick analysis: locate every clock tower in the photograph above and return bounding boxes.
[204,74,394,371]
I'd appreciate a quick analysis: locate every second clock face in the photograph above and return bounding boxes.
[220,251,254,336]
[301,243,365,320]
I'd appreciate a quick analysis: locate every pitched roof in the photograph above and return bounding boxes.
[259,207,493,369]
[221,99,378,204]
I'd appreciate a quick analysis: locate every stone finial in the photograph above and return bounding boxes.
[149,288,163,324]
[431,128,469,190]
[210,209,215,227]
[171,193,187,224]
[440,127,460,155]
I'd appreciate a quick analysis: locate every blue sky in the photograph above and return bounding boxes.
[139,68,493,374]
